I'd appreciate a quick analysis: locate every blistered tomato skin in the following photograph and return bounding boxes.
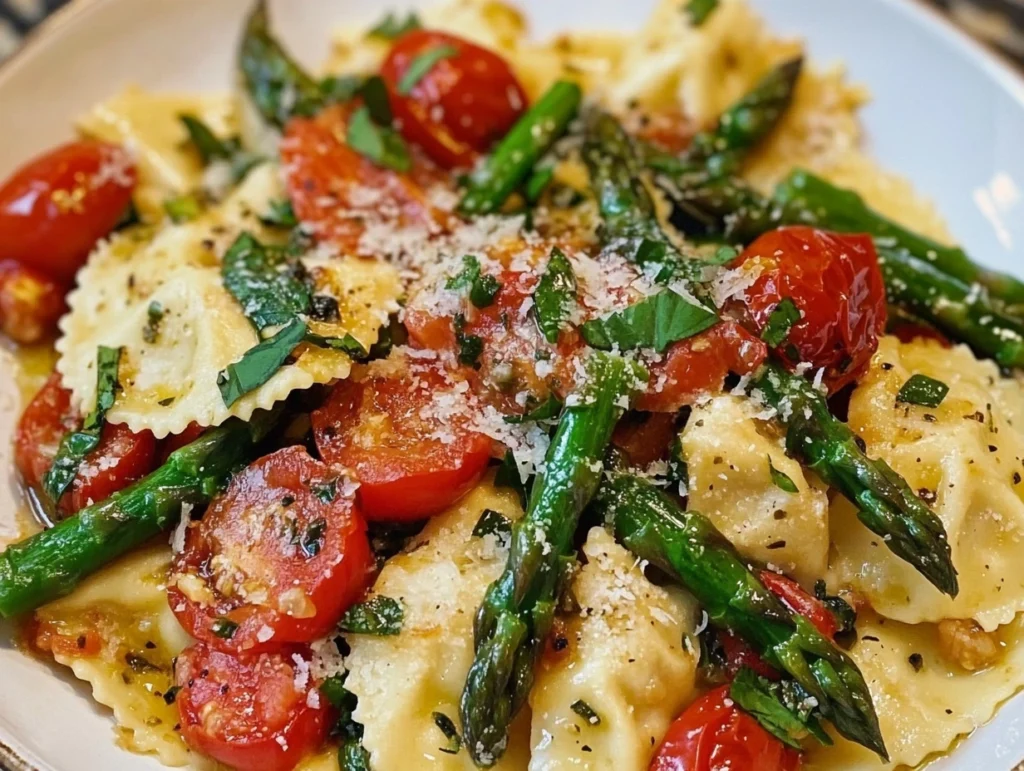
[733,226,887,392]
[0,260,67,344]
[0,140,136,283]
[380,30,528,168]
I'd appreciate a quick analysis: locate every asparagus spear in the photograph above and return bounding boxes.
[595,473,887,760]
[459,80,582,216]
[0,414,279,617]
[460,352,644,766]
[751,362,957,596]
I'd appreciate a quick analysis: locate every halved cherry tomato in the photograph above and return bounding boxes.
[312,361,493,521]
[281,104,449,255]
[650,685,802,771]
[0,260,67,344]
[14,372,157,516]
[611,412,678,468]
[175,643,329,771]
[0,140,136,283]
[380,30,527,168]
[168,446,372,654]
[732,227,886,392]
[638,322,768,412]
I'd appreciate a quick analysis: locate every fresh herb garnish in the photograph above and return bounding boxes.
[398,45,459,95]
[571,699,601,726]
[454,313,484,368]
[304,332,370,361]
[359,75,394,125]
[221,232,310,332]
[579,291,719,352]
[432,712,462,755]
[472,508,512,539]
[768,455,799,494]
[504,394,563,424]
[164,193,203,223]
[43,346,122,502]
[217,318,307,407]
[320,74,366,103]
[729,667,831,749]
[534,247,578,344]
[761,298,801,348]
[312,479,338,503]
[896,374,949,408]
[143,301,165,344]
[320,671,371,768]
[367,10,422,40]
[300,519,326,558]
[685,0,720,26]
[339,595,404,635]
[346,106,412,172]
[667,434,688,490]
[446,255,502,309]
[211,617,239,639]
[261,199,298,228]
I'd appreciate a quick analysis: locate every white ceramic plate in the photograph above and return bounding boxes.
[1,0,1024,769]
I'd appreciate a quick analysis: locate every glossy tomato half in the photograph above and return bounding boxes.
[168,446,373,653]
[0,140,136,283]
[380,30,527,168]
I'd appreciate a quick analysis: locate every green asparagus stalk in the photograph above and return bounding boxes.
[0,413,279,617]
[459,80,582,216]
[751,362,957,596]
[595,473,887,760]
[460,352,644,766]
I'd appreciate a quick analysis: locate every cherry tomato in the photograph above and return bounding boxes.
[312,361,493,521]
[631,107,697,155]
[718,630,780,681]
[14,372,157,516]
[0,140,136,283]
[651,685,802,771]
[638,323,768,412]
[758,571,838,640]
[611,412,679,468]
[175,643,329,771]
[168,446,372,654]
[281,104,449,255]
[0,260,67,344]
[888,318,951,348]
[732,227,886,392]
[380,30,527,168]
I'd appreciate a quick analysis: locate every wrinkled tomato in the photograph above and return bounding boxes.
[380,30,527,168]
[0,140,136,283]
[14,372,157,515]
[175,643,329,771]
[650,685,802,771]
[312,361,493,521]
[0,260,67,344]
[732,227,886,392]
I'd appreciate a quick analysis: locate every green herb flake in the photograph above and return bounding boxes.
[164,193,203,224]
[305,332,370,361]
[667,434,689,490]
[431,712,462,755]
[211,617,239,639]
[398,45,459,95]
[472,508,512,540]
[221,232,310,332]
[301,518,327,558]
[312,479,338,504]
[359,75,394,125]
[217,318,307,407]
[339,595,404,635]
[761,298,801,348]
[346,106,412,173]
[579,291,719,353]
[685,0,720,27]
[504,394,563,424]
[454,313,484,368]
[768,455,799,494]
[320,74,366,103]
[367,11,422,40]
[534,247,578,344]
[571,699,601,726]
[261,198,297,228]
[896,374,949,409]
[470,273,502,308]
[494,450,527,507]
[143,301,165,344]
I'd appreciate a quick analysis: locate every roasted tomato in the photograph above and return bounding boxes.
[312,360,493,521]
[14,372,157,515]
[175,643,329,771]
[168,446,372,653]
[732,227,886,392]
[0,260,67,344]
[380,30,528,168]
[0,140,136,283]
[638,322,768,412]
[281,104,449,255]
[611,412,679,468]
[650,685,802,771]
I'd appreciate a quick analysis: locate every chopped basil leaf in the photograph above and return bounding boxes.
[305,332,370,361]
[178,114,238,164]
[446,255,480,291]
[579,291,719,352]
[367,10,422,40]
[768,455,799,494]
[685,0,720,26]
[495,450,527,507]
[471,273,502,308]
[359,75,394,125]
[320,669,370,764]
[221,232,310,332]
[896,374,949,408]
[211,617,239,639]
[454,313,484,368]
[43,346,122,502]
[339,595,404,635]
[445,254,502,308]
[729,667,832,749]
[217,318,308,407]
[320,74,366,103]
[398,45,459,95]
[570,699,601,726]
[320,673,352,710]
[312,479,338,503]
[533,247,578,344]
[761,298,801,348]
[340,740,371,771]
[472,508,512,539]
[260,198,297,228]
[143,301,165,344]
[163,193,203,223]
[431,712,462,755]
[301,518,327,558]
[346,106,412,173]
[504,395,563,424]
[708,245,739,265]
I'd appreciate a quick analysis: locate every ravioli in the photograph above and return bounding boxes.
[830,336,1024,631]
[527,527,699,771]
[56,163,401,438]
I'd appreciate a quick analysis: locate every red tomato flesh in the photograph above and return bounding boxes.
[168,446,372,654]
[0,140,136,283]
[732,226,886,392]
[312,362,493,521]
[175,643,328,771]
[0,260,67,344]
[650,685,802,771]
[380,30,527,168]
[14,372,157,516]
